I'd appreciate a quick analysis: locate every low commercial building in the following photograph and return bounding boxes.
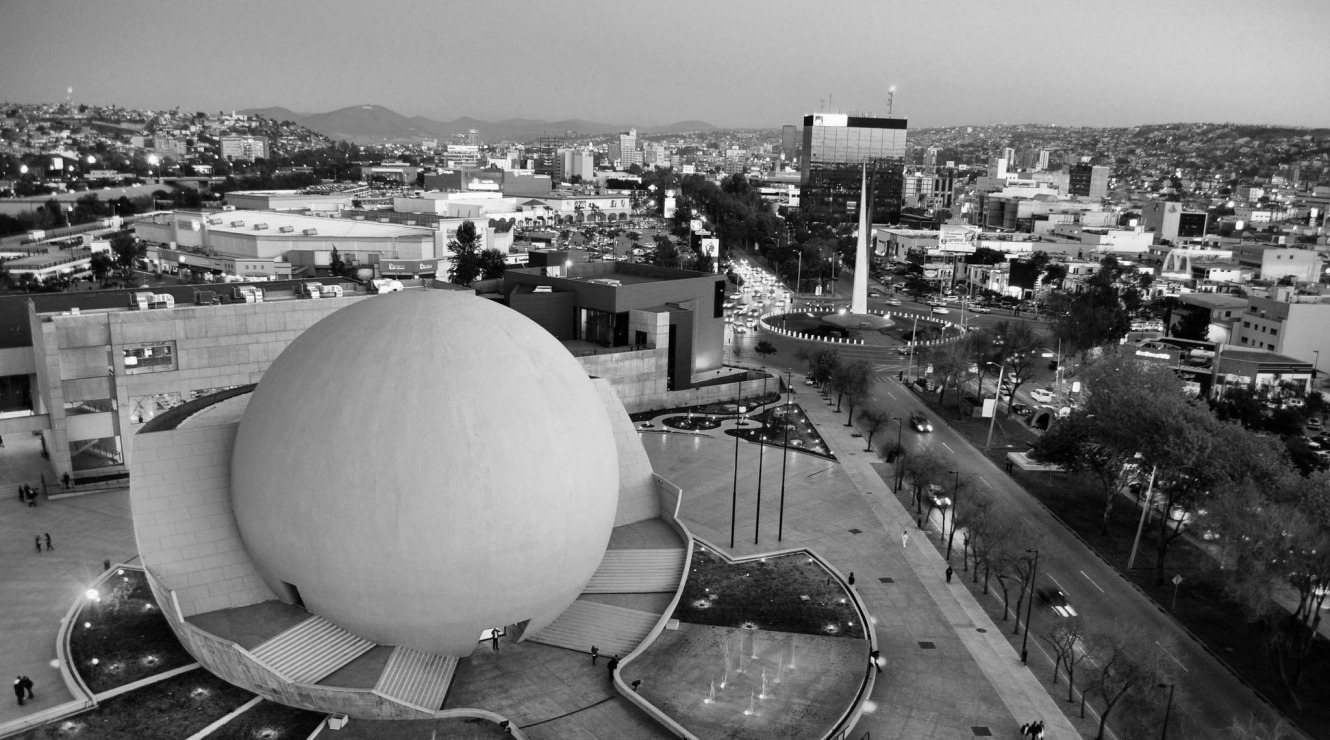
[1232,244,1322,283]
[224,189,352,212]
[1231,294,1330,375]
[1171,293,1248,343]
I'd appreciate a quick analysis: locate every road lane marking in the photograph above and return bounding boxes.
[1156,642,1189,672]
[885,391,897,400]
[1048,574,1066,592]
[807,465,834,478]
[1080,570,1106,593]
[941,442,955,454]
[979,476,992,488]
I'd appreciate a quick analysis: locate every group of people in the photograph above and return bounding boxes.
[17,484,38,507]
[1020,719,1046,738]
[12,675,34,705]
[34,533,52,553]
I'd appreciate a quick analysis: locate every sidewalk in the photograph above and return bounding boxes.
[0,433,138,730]
[641,381,1078,738]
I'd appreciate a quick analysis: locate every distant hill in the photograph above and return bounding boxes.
[240,104,718,143]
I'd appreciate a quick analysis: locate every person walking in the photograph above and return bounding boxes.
[44,533,52,552]
[590,645,599,665]
[847,572,855,587]
[20,676,32,700]
[35,536,42,554]
[13,676,24,706]
[901,530,909,548]
[945,566,954,583]
[606,654,619,678]
[490,628,500,652]
[869,649,882,673]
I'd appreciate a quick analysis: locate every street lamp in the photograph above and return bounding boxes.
[985,362,1006,449]
[1158,683,1175,740]
[754,428,766,546]
[778,371,792,541]
[1020,548,1039,664]
[730,399,746,549]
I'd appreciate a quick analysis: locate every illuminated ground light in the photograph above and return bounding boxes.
[191,686,211,699]
[83,622,92,629]
[89,658,99,666]
[862,700,879,714]
[740,621,759,631]
[58,720,82,734]
[824,624,840,635]
[141,655,160,667]
[107,662,124,673]
[692,599,712,609]
[255,729,280,740]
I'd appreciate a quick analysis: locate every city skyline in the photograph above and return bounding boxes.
[2,0,1328,131]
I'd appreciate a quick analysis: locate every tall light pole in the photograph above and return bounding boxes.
[1020,547,1039,664]
[946,470,961,561]
[1158,683,1175,740]
[730,397,745,549]
[778,371,792,541]
[754,428,766,546]
[908,314,919,380]
[985,362,1006,449]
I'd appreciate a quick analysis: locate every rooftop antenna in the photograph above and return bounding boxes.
[66,86,73,107]
[886,86,895,118]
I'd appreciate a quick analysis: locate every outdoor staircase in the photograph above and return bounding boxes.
[373,646,458,711]
[250,615,376,684]
[527,600,660,657]
[583,548,687,594]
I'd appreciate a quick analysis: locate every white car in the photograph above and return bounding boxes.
[884,298,902,306]
[1030,388,1056,404]
[932,306,951,315]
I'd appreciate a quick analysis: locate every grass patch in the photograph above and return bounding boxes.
[206,700,326,740]
[672,545,863,638]
[630,391,783,423]
[68,569,196,693]
[13,669,254,740]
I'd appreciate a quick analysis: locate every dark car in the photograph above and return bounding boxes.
[1037,587,1077,617]
[909,412,933,433]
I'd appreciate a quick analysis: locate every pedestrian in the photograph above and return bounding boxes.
[847,571,855,587]
[490,628,500,652]
[44,533,52,551]
[898,370,904,382]
[35,536,42,554]
[901,530,909,548]
[945,566,954,583]
[16,485,22,503]
[869,649,882,673]
[13,676,23,706]
[1033,720,1044,739]
[590,645,599,665]
[607,654,619,678]
[1020,723,1029,737]
[631,679,641,692]
[20,676,32,700]
[62,472,71,490]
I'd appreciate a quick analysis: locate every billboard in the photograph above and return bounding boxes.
[701,237,719,257]
[812,113,848,127]
[937,224,980,253]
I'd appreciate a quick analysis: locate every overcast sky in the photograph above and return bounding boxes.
[2,0,1327,130]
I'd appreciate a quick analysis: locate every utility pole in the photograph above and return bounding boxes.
[1020,548,1039,664]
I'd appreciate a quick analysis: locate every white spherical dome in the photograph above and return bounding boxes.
[231,291,619,656]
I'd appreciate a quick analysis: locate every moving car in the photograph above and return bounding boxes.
[1037,587,1078,618]
[932,306,951,315]
[1030,388,1056,404]
[884,298,902,306]
[909,412,933,433]
[968,305,990,313]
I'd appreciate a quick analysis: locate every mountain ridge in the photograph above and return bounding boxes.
[239,104,720,142]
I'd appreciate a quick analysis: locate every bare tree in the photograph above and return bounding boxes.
[1044,617,1088,701]
[1085,624,1175,740]
[859,408,890,452]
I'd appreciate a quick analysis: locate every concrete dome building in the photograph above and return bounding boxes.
[230,291,620,656]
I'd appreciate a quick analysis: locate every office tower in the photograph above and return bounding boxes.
[533,136,565,179]
[799,113,907,225]
[1068,164,1110,199]
[781,124,799,154]
[1037,149,1050,171]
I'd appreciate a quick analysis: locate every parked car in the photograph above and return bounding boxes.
[1309,417,1323,430]
[1037,587,1078,618]
[909,412,933,433]
[968,305,991,314]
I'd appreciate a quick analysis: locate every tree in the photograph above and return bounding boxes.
[1044,618,1088,701]
[991,320,1043,413]
[860,409,890,452]
[1171,307,1211,341]
[89,252,114,281]
[476,249,507,280]
[1048,255,1144,357]
[831,360,873,423]
[109,230,143,273]
[329,247,348,277]
[1085,626,1175,740]
[800,348,841,388]
[904,274,931,299]
[754,339,777,368]
[446,220,483,285]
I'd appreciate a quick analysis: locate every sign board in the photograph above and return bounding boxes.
[700,238,719,258]
[812,113,848,127]
[937,225,980,253]
[382,259,438,275]
[1172,574,1183,586]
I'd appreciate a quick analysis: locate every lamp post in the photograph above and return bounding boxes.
[1020,548,1038,664]
[754,428,766,546]
[778,371,792,541]
[1158,682,1175,740]
[985,362,1006,449]
[730,398,745,549]
[946,470,961,561]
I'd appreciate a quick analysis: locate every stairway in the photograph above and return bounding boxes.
[250,616,376,684]
[373,646,458,711]
[583,548,687,594]
[527,600,660,657]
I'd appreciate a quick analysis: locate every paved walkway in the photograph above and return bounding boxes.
[640,384,1078,739]
[0,433,138,729]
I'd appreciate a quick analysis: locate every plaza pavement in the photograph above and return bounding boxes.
[639,382,1079,739]
[0,432,139,731]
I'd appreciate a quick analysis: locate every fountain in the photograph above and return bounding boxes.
[720,664,729,690]
[775,656,785,684]
[759,668,769,699]
[743,691,757,716]
[705,679,716,704]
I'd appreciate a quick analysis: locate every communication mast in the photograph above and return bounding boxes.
[886,86,896,118]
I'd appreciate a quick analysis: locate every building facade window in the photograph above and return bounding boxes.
[123,342,177,375]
